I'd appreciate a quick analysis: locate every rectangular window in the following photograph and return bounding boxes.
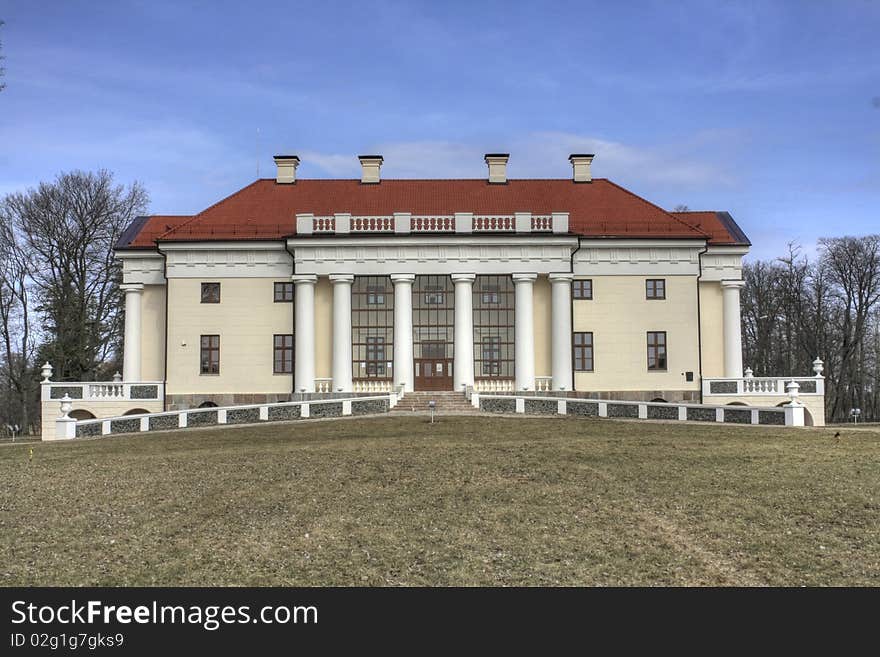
[646,279,666,300]
[481,286,500,304]
[200,335,220,374]
[424,288,445,305]
[365,336,386,375]
[573,332,594,371]
[422,341,445,358]
[647,331,667,370]
[274,282,294,302]
[481,336,501,375]
[573,279,593,300]
[352,276,393,381]
[201,282,221,304]
[366,286,385,305]
[273,334,293,374]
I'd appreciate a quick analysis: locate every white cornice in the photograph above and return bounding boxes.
[158,241,287,252]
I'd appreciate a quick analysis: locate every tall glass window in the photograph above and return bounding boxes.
[352,276,394,381]
[473,275,515,379]
[413,276,455,389]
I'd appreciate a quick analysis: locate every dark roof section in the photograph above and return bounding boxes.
[671,211,751,246]
[116,215,192,249]
[116,178,749,249]
[115,215,150,250]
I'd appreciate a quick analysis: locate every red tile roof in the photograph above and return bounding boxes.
[118,179,749,248]
[671,211,751,246]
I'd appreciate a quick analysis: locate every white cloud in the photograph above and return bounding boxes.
[301,132,736,188]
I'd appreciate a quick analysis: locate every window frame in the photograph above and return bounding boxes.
[273,334,294,374]
[573,279,593,300]
[573,332,594,372]
[646,279,666,300]
[201,282,221,304]
[273,282,294,303]
[365,335,386,375]
[200,334,220,375]
[647,331,667,371]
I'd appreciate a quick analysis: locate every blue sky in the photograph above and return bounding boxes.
[1,0,878,259]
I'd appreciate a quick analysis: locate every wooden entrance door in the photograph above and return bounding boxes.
[414,358,453,391]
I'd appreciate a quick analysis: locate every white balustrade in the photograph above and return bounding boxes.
[353,380,392,393]
[535,376,553,392]
[351,216,393,232]
[704,375,824,396]
[410,216,455,232]
[300,212,566,235]
[312,216,336,233]
[472,215,515,232]
[88,383,125,399]
[41,380,164,402]
[314,378,333,394]
[530,215,552,231]
[474,379,514,393]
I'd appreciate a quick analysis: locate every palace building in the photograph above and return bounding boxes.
[108,152,754,410]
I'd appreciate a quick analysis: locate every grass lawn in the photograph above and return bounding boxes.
[1,416,878,586]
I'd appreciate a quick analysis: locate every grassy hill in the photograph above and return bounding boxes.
[2,416,877,586]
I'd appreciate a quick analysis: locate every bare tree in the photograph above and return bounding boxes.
[0,216,36,433]
[742,236,880,422]
[4,170,148,382]
[819,236,880,419]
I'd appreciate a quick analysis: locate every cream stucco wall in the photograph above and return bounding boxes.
[699,281,724,378]
[314,277,333,381]
[141,284,166,382]
[166,278,294,395]
[573,275,700,392]
[705,394,826,427]
[41,399,164,440]
[533,275,552,377]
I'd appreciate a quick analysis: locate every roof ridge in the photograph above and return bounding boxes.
[156,179,266,241]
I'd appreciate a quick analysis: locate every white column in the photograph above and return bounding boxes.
[721,279,746,378]
[391,274,415,392]
[452,274,475,391]
[513,273,537,391]
[549,273,573,391]
[293,275,317,393]
[120,283,143,381]
[330,275,354,392]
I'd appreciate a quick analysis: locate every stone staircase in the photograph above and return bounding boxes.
[391,391,476,413]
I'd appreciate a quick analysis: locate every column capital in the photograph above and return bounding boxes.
[120,283,144,293]
[291,274,318,285]
[548,273,574,283]
[512,273,538,283]
[451,273,476,283]
[721,279,746,289]
[329,274,355,284]
[390,274,416,284]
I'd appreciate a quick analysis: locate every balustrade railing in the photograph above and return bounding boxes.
[351,216,393,232]
[472,215,515,232]
[410,216,455,232]
[531,215,553,231]
[535,376,553,392]
[474,379,515,393]
[41,380,164,402]
[312,216,336,232]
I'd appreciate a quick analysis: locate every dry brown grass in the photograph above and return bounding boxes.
[1,415,877,586]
